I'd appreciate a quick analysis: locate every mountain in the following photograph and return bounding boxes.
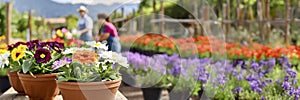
[2,0,138,19]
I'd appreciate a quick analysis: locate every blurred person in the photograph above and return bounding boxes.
[97,13,121,53]
[77,6,93,42]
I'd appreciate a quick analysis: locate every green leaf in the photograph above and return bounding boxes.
[22,60,33,73]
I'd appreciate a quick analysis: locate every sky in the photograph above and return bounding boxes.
[0,0,140,19]
[50,0,141,5]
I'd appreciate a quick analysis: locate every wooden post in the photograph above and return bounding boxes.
[140,8,144,33]
[160,1,164,34]
[151,0,156,32]
[131,9,137,33]
[222,4,229,35]
[285,0,291,45]
[193,0,198,36]
[257,0,264,42]
[5,2,12,44]
[202,6,210,35]
[113,10,118,28]
[226,0,230,35]
[132,9,136,18]
[28,10,33,40]
[265,0,271,43]
[121,7,125,27]
[236,0,241,26]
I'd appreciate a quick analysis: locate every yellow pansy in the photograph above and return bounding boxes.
[17,45,27,51]
[11,48,25,61]
[56,30,64,37]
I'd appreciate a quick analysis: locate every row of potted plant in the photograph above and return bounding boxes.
[122,51,300,100]
[0,40,128,100]
[120,34,300,60]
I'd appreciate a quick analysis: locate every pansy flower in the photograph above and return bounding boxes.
[34,48,51,63]
[0,52,10,68]
[47,42,64,53]
[11,48,25,61]
[26,40,40,50]
[52,57,72,70]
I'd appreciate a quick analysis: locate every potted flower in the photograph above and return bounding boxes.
[18,40,65,100]
[1,43,27,94]
[122,52,168,100]
[56,41,128,100]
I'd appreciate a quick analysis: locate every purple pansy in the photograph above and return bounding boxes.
[34,48,51,63]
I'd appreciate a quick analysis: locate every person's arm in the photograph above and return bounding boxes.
[99,33,110,41]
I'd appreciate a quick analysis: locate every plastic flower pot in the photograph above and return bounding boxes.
[0,75,11,93]
[58,79,122,100]
[7,71,25,94]
[167,89,191,100]
[18,73,59,100]
[142,87,163,100]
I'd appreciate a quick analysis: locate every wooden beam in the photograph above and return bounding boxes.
[151,18,300,24]
[5,2,12,44]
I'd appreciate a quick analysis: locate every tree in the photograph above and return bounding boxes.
[66,14,78,29]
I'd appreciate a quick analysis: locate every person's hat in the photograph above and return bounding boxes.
[77,6,88,13]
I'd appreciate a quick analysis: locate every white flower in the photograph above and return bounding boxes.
[0,52,10,69]
[99,51,113,59]
[62,48,75,54]
[86,41,108,50]
[102,65,108,70]
[95,42,108,50]
[113,55,129,68]
[110,53,129,68]
[96,62,108,70]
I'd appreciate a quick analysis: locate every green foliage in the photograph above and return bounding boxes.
[0,68,7,76]
[0,4,6,36]
[66,14,78,29]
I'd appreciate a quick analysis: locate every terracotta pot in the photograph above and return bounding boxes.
[58,79,122,100]
[7,71,25,94]
[18,73,59,100]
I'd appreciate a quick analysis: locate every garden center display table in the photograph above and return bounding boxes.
[0,88,127,100]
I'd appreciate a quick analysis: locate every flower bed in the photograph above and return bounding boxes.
[123,51,300,99]
[120,34,300,60]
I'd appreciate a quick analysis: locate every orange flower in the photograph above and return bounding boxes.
[72,50,98,64]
